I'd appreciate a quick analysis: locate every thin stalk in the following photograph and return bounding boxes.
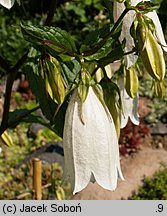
[103,0,114,23]
[7,106,40,129]
[45,0,58,26]
[124,48,137,56]
[82,8,130,56]
[0,52,28,135]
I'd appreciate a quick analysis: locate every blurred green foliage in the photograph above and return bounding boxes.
[0,0,166,74]
[0,124,71,199]
[0,8,28,70]
[0,0,106,75]
[131,165,167,200]
[139,74,167,124]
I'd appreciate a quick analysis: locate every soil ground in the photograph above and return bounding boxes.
[73,145,167,200]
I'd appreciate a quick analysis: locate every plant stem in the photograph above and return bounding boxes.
[0,52,28,135]
[45,0,58,26]
[103,0,114,23]
[0,1,58,135]
[124,46,137,56]
[0,56,10,72]
[82,8,130,56]
[7,106,40,129]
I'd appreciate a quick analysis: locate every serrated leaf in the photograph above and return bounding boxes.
[21,24,77,56]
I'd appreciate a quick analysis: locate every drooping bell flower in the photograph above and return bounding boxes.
[113,0,167,68]
[63,86,124,194]
[0,0,15,9]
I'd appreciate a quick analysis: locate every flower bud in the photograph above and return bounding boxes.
[125,65,139,98]
[0,130,13,146]
[153,80,165,99]
[136,15,165,81]
[42,56,65,105]
[113,0,167,69]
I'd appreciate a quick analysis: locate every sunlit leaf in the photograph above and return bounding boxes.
[21,24,77,57]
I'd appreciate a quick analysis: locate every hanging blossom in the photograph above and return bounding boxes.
[63,86,124,194]
[120,90,139,128]
[0,0,15,9]
[113,0,167,68]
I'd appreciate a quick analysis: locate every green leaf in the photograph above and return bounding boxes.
[8,108,66,137]
[150,0,163,4]
[81,25,112,49]
[81,24,121,61]
[8,109,46,127]
[66,2,87,23]
[51,102,67,137]
[84,38,115,61]
[101,80,121,137]
[97,45,124,67]
[60,59,81,85]
[26,62,56,122]
[21,24,77,56]
[101,79,122,110]
[136,1,160,13]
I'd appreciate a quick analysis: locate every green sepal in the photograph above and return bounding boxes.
[153,80,165,99]
[101,79,122,137]
[135,1,160,14]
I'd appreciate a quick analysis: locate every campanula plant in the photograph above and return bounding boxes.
[0,0,166,195]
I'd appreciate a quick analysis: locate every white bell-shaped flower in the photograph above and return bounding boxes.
[63,87,124,194]
[0,0,15,9]
[113,0,167,68]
